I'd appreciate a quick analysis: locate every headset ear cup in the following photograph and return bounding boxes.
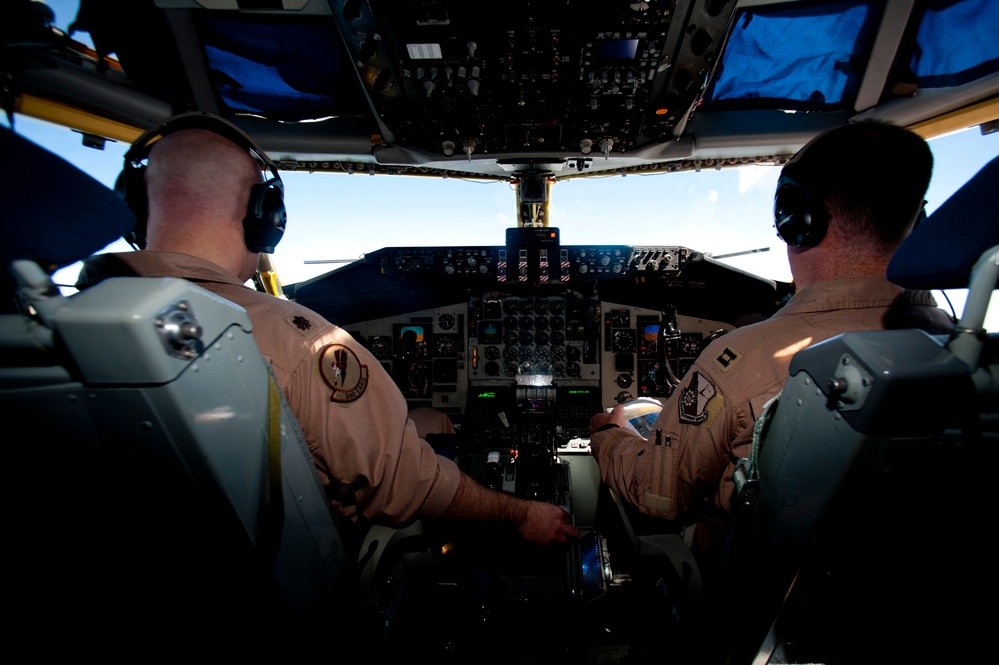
[243,179,286,254]
[773,175,827,248]
[116,163,148,249]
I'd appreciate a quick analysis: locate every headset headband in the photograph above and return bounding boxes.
[125,111,281,181]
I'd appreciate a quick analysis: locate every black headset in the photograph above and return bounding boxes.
[772,166,828,248]
[117,111,287,253]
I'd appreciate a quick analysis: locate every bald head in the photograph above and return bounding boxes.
[144,128,264,280]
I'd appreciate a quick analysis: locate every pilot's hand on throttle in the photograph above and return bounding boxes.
[590,403,626,435]
[518,501,579,546]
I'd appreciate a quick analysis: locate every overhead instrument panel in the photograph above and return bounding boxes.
[329,0,740,162]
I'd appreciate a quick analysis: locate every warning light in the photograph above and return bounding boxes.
[655,108,669,115]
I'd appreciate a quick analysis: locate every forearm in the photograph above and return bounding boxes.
[439,472,578,546]
[439,471,528,524]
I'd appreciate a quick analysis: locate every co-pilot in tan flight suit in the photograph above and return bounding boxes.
[590,276,953,562]
[80,252,462,526]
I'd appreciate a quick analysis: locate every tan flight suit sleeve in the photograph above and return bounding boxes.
[590,353,749,524]
[408,406,456,439]
[281,326,462,525]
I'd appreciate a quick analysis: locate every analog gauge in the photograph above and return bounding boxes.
[518,362,533,375]
[535,346,551,362]
[566,362,581,378]
[551,345,565,361]
[551,331,565,346]
[435,334,456,357]
[503,331,519,346]
[503,361,519,377]
[678,333,703,356]
[616,391,634,403]
[534,331,549,347]
[566,345,581,362]
[611,309,630,327]
[613,329,636,353]
[519,331,534,346]
[484,345,501,360]
[437,312,455,330]
[552,363,565,377]
[519,298,534,314]
[519,346,534,362]
[504,345,519,361]
[549,315,565,330]
[368,335,393,360]
[485,361,500,376]
[503,299,519,315]
[519,316,533,330]
[534,316,549,331]
[551,300,565,315]
[535,362,551,375]
[535,299,549,315]
[504,315,518,329]
[616,373,633,388]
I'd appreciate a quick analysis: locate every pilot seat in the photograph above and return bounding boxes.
[1,126,352,654]
[715,156,999,664]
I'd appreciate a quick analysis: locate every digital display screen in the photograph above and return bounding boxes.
[639,323,660,358]
[598,39,639,60]
[395,324,429,359]
[399,325,424,342]
[479,321,501,344]
[394,360,431,398]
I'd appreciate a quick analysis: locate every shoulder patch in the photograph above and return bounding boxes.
[678,371,717,425]
[285,312,314,336]
[319,343,369,403]
[713,346,742,373]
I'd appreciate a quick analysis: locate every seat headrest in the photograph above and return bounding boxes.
[1,126,136,272]
[887,156,999,290]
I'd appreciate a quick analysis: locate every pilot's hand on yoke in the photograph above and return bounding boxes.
[518,501,579,546]
[589,403,626,435]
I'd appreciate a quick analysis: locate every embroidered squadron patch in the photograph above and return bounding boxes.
[678,371,717,425]
[713,346,741,373]
[319,344,369,403]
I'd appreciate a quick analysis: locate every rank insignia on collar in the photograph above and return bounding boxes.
[679,372,716,425]
[319,343,369,403]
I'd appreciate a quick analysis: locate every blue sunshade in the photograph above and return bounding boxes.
[198,17,359,121]
[704,1,881,109]
[911,0,999,87]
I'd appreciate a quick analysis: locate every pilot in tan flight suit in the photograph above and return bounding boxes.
[80,112,578,548]
[588,120,953,568]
